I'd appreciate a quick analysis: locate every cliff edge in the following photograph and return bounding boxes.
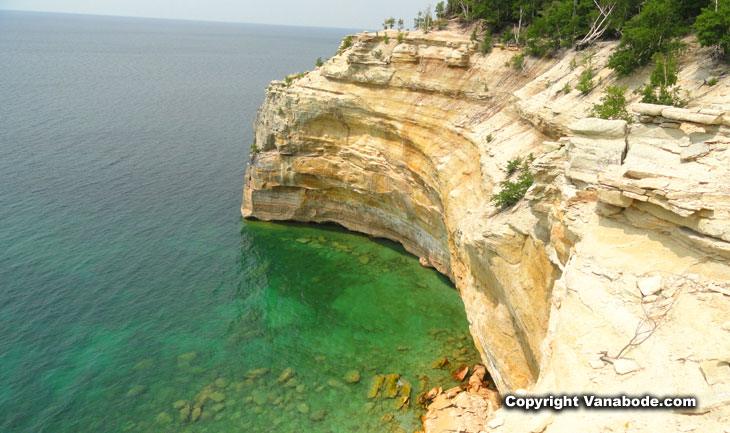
[242,27,730,432]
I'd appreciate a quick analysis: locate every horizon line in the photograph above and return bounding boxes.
[0,8,371,32]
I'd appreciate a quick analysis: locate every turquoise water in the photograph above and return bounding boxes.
[0,11,482,433]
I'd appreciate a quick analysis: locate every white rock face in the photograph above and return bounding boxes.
[243,28,730,433]
[637,275,663,297]
[613,359,640,375]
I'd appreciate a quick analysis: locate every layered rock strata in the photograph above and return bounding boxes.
[243,28,730,432]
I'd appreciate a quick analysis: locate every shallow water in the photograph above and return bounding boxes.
[0,11,483,433]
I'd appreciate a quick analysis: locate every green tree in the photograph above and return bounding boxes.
[695,0,730,57]
[607,0,686,77]
[436,1,446,18]
[635,51,688,106]
[481,33,493,54]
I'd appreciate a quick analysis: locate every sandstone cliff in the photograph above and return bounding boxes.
[242,27,730,432]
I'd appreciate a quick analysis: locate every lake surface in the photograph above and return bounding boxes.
[0,11,481,433]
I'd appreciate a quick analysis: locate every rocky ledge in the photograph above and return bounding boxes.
[242,26,730,432]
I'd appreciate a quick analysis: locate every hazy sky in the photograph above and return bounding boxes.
[0,0,431,29]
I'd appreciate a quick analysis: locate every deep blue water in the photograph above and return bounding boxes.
[0,11,479,433]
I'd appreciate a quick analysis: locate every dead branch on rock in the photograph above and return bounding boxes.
[601,272,698,363]
[577,1,616,48]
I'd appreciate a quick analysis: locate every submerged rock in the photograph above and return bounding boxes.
[177,351,197,368]
[251,390,268,406]
[209,391,226,402]
[190,406,202,422]
[297,402,310,414]
[418,375,429,392]
[344,370,361,383]
[431,358,449,369]
[326,378,342,388]
[178,405,191,422]
[276,367,296,383]
[284,378,299,388]
[383,374,400,398]
[368,375,385,398]
[132,358,154,371]
[125,385,146,398]
[155,412,173,424]
[172,400,188,409]
[244,367,270,380]
[214,377,230,388]
[398,380,412,400]
[310,409,327,422]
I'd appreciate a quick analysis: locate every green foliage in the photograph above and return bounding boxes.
[563,82,571,94]
[635,51,688,107]
[250,144,260,154]
[481,33,492,54]
[435,1,446,18]
[397,32,405,44]
[428,0,711,64]
[607,0,686,77]
[569,56,577,70]
[315,57,323,68]
[414,7,434,31]
[486,133,494,142]
[591,86,631,121]
[576,68,594,94]
[501,28,515,44]
[278,107,284,116]
[471,27,478,41]
[506,157,522,174]
[398,18,404,30]
[707,76,719,86]
[508,53,525,71]
[284,76,293,87]
[374,50,383,60]
[491,156,535,209]
[694,1,730,58]
[338,35,354,54]
[382,17,396,29]
[383,33,390,44]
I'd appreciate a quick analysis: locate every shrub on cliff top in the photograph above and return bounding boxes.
[338,35,354,54]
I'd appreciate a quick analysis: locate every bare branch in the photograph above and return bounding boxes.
[578,1,616,48]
